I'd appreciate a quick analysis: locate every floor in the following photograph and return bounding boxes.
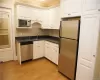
[0,58,68,80]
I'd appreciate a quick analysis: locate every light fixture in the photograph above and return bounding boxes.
[40,0,45,2]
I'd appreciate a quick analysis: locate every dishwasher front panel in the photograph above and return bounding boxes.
[21,41,33,62]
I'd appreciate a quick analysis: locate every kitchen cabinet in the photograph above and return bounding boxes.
[82,0,100,15]
[41,7,60,29]
[45,41,59,65]
[76,14,100,80]
[49,7,60,29]
[16,5,60,29]
[60,0,81,18]
[31,8,43,23]
[41,9,51,29]
[16,5,32,20]
[50,45,59,65]
[33,41,45,59]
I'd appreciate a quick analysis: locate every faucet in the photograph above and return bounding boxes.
[36,33,39,40]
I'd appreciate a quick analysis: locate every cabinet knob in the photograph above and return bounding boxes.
[68,14,71,15]
[98,9,100,11]
[93,55,95,57]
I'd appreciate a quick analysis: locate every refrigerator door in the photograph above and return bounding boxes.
[58,38,77,80]
[60,20,79,40]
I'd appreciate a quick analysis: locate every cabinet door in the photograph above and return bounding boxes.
[33,41,44,59]
[17,5,31,20]
[31,8,37,21]
[41,10,50,29]
[82,0,99,15]
[45,43,51,60]
[60,0,71,17]
[51,47,59,65]
[60,0,81,17]
[76,14,99,80]
[49,7,60,29]
[71,0,82,16]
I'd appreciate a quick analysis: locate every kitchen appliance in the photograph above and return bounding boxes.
[18,19,31,27]
[58,19,80,80]
[20,41,33,62]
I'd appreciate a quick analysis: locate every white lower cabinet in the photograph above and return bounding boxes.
[33,41,45,59]
[45,41,59,65]
[33,40,59,65]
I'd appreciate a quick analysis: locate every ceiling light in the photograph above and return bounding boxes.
[40,0,45,2]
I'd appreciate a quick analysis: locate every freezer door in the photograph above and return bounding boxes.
[60,20,79,40]
[58,38,77,80]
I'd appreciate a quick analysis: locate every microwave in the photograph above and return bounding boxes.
[18,19,31,27]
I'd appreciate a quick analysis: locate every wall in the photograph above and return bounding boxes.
[16,0,60,8]
[48,29,59,37]
[0,0,14,8]
[16,23,49,37]
[93,32,100,80]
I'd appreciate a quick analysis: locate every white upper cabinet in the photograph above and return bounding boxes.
[60,0,82,18]
[49,7,60,29]
[16,5,60,29]
[41,9,51,29]
[16,5,32,20]
[82,0,100,15]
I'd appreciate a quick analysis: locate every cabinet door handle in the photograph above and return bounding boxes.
[98,9,100,11]
[93,55,95,57]
[68,14,71,15]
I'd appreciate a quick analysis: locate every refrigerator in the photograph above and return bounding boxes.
[58,19,80,80]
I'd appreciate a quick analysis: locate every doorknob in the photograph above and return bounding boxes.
[98,9,100,11]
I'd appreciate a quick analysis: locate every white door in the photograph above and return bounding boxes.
[82,0,99,15]
[76,14,100,80]
[0,8,13,62]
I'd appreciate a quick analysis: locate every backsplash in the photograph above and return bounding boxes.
[15,23,49,37]
[16,23,59,37]
[48,29,60,37]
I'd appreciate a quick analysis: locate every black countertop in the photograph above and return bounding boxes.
[15,36,60,44]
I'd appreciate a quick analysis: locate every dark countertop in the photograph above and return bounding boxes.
[15,36,60,44]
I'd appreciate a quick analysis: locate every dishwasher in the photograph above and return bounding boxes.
[20,41,33,62]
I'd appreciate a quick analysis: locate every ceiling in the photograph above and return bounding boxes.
[16,0,60,7]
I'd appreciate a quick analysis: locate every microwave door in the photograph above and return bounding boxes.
[19,19,27,27]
